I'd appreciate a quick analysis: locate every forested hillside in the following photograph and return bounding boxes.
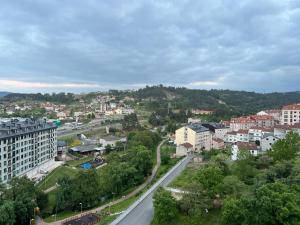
[133,86,300,115]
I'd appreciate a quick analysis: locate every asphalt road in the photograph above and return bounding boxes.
[110,155,192,225]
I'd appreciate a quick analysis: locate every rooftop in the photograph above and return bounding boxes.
[282,103,300,110]
[187,123,210,133]
[0,118,56,139]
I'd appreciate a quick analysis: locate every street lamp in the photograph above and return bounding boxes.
[79,203,82,215]
[109,192,115,215]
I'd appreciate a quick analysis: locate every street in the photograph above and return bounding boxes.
[110,155,192,225]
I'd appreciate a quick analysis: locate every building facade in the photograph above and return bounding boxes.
[0,118,57,183]
[281,103,300,125]
[175,123,212,151]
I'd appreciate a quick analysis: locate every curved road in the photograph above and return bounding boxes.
[110,155,192,225]
[37,139,167,225]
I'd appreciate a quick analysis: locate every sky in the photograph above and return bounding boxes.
[0,0,299,93]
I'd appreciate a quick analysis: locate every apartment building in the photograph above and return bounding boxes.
[0,118,57,183]
[281,103,300,125]
[230,115,274,131]
[175,123,212,151]
[202,123,230,140]
[230,117,256,132]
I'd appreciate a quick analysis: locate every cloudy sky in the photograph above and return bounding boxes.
[0,0,299,93]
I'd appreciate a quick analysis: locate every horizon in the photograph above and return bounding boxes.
[0,1,300,92]
[1,85,300,95]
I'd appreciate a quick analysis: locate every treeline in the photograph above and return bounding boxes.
[0,177,48,225]
[135,85,300,118]
[50,131,160,215]
[152,132,300,225]
[3,92,75,104]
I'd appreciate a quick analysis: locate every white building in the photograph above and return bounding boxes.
[175,123,212,151]
[0,118,57,183]
[225,131,237,143]
[236,130,249,142]
[281,103,300,125]
[261,135,279,152]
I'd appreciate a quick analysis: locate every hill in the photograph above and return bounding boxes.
[0,91,11,97]
[133,86,300,116]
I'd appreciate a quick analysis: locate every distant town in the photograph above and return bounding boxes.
[1,87,300,225]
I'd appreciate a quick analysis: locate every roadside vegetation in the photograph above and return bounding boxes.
[151,132,300,225]
[42,130,161,220]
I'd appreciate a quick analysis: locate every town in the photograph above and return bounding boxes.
[1,87,300,225]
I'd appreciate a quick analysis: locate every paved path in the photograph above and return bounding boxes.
[110,155,192,225]
[38,139,167,225]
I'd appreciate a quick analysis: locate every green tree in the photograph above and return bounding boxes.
[269,132,300,161]
[153,188,178,225]
[196,164,224,196]
[0,201,15,225]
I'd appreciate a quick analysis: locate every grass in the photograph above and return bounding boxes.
[65,156,93,167]
[95,189,144,225]
[37,165,79,191]
[44,210,78,223]
[169,166,198,188]
[151,209,222,225]
[95,215,118,225]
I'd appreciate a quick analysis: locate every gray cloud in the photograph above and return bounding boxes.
[0,0,299,92]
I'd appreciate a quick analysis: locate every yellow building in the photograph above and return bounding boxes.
[175,124,212,152]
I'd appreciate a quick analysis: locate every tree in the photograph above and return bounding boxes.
[153,188,178,225]
[0,201,15,225]
[161,151,170,165]
[36,191,49,210]
[221,182,300,225]
[179,183,211,216]
[196,164,224,196]
[220,175,247,197]
[270,132,300,161]
[105,144,112,154]
[70,170,101,209]
[122,113,140,130]
[129,145,153,176]
[221,198,249,225]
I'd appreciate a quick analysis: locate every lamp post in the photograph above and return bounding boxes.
[79,203,82,215]
[109,192,115,215]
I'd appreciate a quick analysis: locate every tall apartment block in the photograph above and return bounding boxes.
[281,103,300,125]
[0,118,57,183]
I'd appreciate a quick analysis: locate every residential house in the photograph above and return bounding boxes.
[202,123,230,140]
[231,142,259,161]
[212,138,225,150]
[274,125,291,139]
[176,143,193,156]
[261,135,279,152]
[236,130,249,142]
[225,131,237,143]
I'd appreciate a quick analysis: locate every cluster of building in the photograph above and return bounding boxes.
[175,103,300,159]
[0,118,57,183]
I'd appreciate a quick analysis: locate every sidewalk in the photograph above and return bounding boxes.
[38,139,166,225]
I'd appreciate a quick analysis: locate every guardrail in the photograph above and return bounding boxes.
[110,155,191,225]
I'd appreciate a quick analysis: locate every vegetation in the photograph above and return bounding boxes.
[152,132,300,225]
[42,130,161,219]
[0,177,48,225]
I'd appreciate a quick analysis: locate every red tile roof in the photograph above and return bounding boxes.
[180,142,193,148]
[237,129,249,134]
[213,138,224,143]
[236,142,257,150]
[282,103,300,110]
[292,123,300,129]
[250,115,274,120]
[274,125,291,130]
